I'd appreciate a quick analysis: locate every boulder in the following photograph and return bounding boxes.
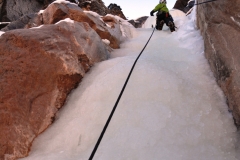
[1,2,121,49]
[42,2,120,48]
[197,0,240,127]
[128,16,148,28]
[0,20,108,160]
[107,3,127,20]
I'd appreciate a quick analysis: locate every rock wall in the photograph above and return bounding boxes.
[0,0,4,20]
[196,0,240,127]
[0,0,54,22]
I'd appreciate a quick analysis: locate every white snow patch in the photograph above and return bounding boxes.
[53,0,70,4]
[55,18,74,25]
[84,1,91,4]
[38,10,45,14]
[52,0,78,6]
[30,25,44,29]
[172,6,203,53]
[102,39,110,45]
[0,31,5,36]
[142,15,157,28]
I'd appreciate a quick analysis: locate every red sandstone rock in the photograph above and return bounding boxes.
[42,2,120,48]
[1,2,122,49]
[197,0,240,127]
[0,20,108,159]
[102,16,117,28]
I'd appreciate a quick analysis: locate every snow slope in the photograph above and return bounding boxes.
[20,7,240,160]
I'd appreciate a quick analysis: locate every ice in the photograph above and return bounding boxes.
[20,7,239,160]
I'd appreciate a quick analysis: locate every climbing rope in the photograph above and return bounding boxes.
[88,27,156,160]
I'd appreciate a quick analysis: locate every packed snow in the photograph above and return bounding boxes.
[0,31,5,36]
[20,7,239,160]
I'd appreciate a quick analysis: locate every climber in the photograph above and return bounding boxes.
[150,0,175,32]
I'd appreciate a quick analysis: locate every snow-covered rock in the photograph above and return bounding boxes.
[0,19,108,160]
[0,2,136,159]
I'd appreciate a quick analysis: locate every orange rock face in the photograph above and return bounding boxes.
[197,0,240,127]
[42,2,120,48]
[2,2,123,49]
[0,20,108,159]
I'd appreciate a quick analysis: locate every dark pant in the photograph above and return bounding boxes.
[156,12,175,30]
[157,12,172,25]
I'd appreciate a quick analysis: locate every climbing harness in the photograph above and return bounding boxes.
[88,27,156,160]
[195,0,217,5]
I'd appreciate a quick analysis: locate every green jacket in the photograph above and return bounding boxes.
[153,3,169,13]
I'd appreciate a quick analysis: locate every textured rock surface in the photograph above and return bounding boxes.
[128,16,148,28]
[88,0,109,16]
[79,0,127,19]
[1,2,121,48]
[0,22,9,29]
[107,3,127,20]
[0,0,128,23]
[0,20,108,160]
[173,0,189,12]
[0,0,53,22]
[197,0,240,127]
[1,13,42,31]
[0,0,4,21]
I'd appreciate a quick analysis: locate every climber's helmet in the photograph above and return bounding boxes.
[159,0,167,4]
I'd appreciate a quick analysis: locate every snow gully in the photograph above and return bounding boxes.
[89,27,156,160]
